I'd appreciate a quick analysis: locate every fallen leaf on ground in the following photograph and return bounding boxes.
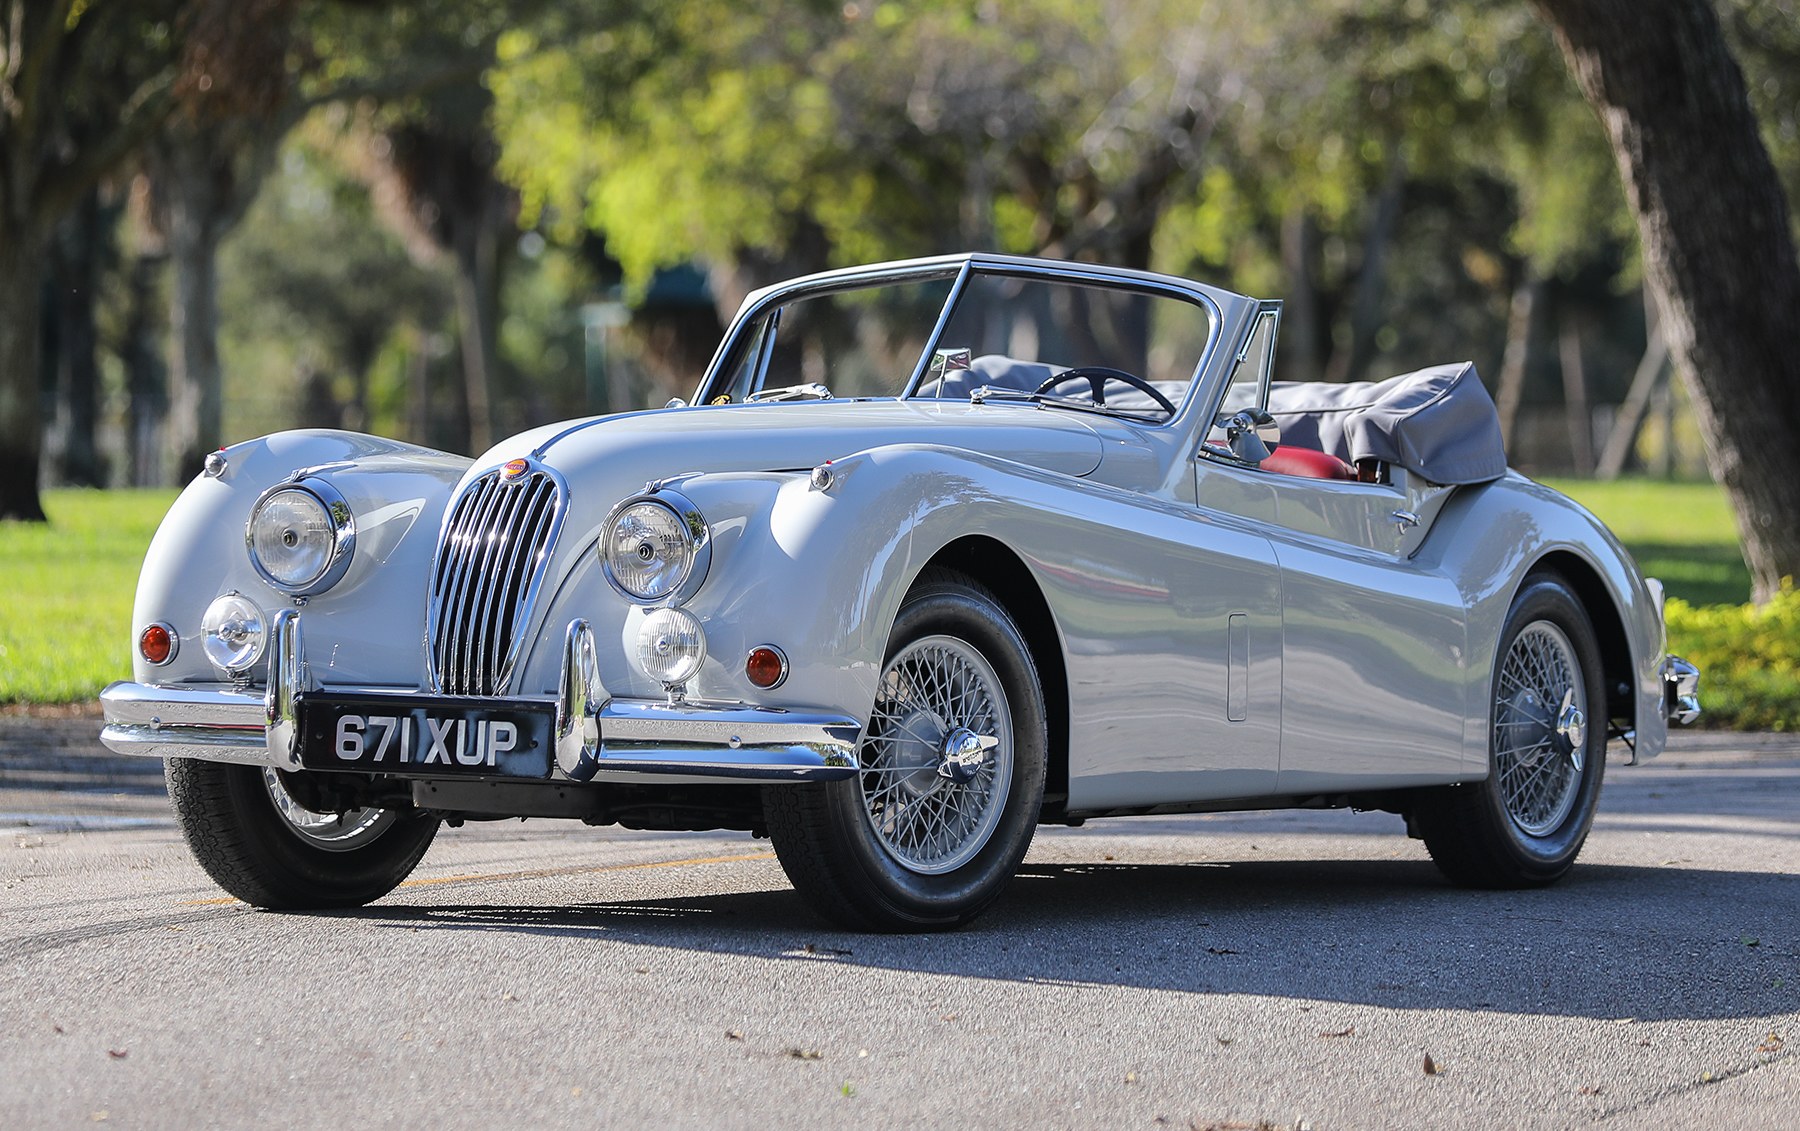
[1758,1032,1783,1053]
[785,1048,824,1061]
[725,1030,745,1041]
[1320,1026,1355,1038]
[1422,1054,1441,1076]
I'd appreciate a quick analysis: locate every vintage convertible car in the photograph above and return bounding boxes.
[101,253,1700,931]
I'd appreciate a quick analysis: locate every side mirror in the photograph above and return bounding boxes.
[930,347,973,378]
[1216,409,1281,464]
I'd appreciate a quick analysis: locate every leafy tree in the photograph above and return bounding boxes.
[493,0,1233,317]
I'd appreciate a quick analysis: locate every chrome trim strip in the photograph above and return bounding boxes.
[901,260,974,395]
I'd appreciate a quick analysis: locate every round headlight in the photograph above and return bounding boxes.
[635,607,707,686]
[602,494,708,603]
[202,593,267,673]
[246,480,355,595]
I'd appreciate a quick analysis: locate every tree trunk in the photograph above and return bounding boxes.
[125,251,170,487]
[1494,271,1542,451]
[1278,206,1322,384]
[0,232,50,521]
[1324,149,1406,385]
[1595,294,1668,480]
[1558,312,1594,475]
[45,191,109,488]
[452,223,500,454]
[1535,0,1800,602]
[164,188,224,483]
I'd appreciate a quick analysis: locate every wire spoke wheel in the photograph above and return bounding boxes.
[1412,574,1606,890]
[262,769,397,851]
[762,569,1046,930]
[860,635,1014,874]
[1493,622,1585,837]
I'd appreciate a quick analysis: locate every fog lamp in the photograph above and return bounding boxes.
[202,593,267,674]
[635,607,706,689]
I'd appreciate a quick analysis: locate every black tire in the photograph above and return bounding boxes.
[764,569,1048,931]
[166,759,438,909]
[1415,574,1607,888]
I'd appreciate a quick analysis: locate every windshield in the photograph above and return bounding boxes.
[703,266,1214,420]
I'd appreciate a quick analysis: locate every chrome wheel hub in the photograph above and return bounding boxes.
[1493,621,1587,838]
[859,636,1013,875]
[263,769,396,852]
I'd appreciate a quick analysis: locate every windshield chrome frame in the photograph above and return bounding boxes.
[693,253,1227,429]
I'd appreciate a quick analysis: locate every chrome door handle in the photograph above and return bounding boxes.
[1390,509,1420,531]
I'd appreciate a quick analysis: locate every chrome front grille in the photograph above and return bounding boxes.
[428,467,565,696]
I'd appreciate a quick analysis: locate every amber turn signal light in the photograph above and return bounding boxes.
[745,645,788,689]
[139,623,176,665]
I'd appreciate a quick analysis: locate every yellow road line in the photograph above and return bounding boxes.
[180,849,777,906]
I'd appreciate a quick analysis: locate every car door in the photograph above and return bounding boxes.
[1194,308,1472,793]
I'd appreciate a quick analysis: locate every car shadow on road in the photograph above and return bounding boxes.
[342,855,1797,1024]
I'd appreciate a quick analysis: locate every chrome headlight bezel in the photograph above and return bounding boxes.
[600,489,711,605]
[245,478,356,597]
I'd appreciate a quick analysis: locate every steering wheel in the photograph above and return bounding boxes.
[1034,366,1177,417]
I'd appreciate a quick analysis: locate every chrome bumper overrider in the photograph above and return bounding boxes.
[1662,655,1701,726]
[100,612,861,784]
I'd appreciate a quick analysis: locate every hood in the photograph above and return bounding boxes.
[478,399,1107,486]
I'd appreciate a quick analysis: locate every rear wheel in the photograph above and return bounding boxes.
[166,759,438,909]
[1415,575,1607,888]
[765,570,1047,931]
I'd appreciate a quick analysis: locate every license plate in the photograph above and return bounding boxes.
[295,693,555,780]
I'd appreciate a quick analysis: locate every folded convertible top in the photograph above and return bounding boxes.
[1266,361,1507,486]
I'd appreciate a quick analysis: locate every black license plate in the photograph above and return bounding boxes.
[296,693,555,780]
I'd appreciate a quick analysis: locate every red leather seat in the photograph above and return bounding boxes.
[1261,446,1356,480]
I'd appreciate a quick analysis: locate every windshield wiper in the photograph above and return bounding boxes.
[747,382,834,403]
[968,385,1165,423]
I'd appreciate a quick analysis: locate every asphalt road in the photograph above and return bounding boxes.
[2,718,1795,1129]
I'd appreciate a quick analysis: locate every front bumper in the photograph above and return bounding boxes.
[100,612,861,784]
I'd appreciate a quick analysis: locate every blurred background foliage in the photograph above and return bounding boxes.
[32,0,1796,490]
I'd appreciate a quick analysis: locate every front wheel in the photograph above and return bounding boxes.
[166,759,439,909]
[765,570,1047,931]
[1414,574,1607,888]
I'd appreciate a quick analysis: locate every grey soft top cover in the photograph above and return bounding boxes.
[1265,361,1506,485]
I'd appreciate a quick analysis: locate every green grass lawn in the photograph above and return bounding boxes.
[0,488,177,705]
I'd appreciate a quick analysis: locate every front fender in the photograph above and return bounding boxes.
[129,430,470,689]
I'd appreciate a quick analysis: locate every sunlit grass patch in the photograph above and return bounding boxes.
[0,489,177,705]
